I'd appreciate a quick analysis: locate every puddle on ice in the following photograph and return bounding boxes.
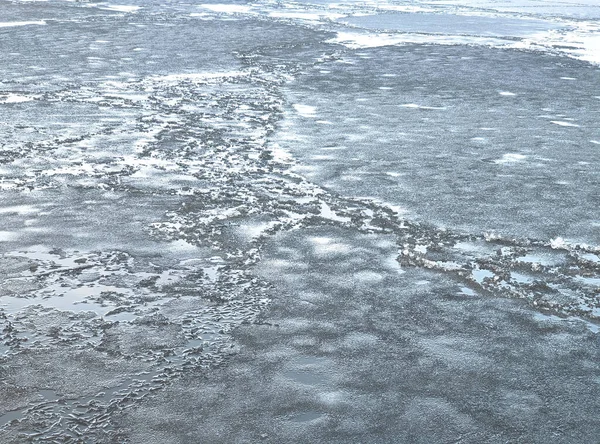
[283,369,326,386]
[453,240,497,255]
[0,285,123,316]
[38,390,59,402]
[339,12,560,38]
[0,410,23,427]
[581,253,600,263]
[292,356,329,367]
[533,312,564,323]
[472,268,495,284]
[576,276,600,288]
[511,272,535,284]
[459,287,477,296]
[533,312,600,334]
[517,253,563,267]
[289,411,324,423]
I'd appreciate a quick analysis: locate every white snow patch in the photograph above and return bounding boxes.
[199,4,253,14]
[494,153,527,164]
[550,237,567,249]
[328,31,508,49]
[100,5,141,13]
[414,245,428,254]
[320,202,351,223]
[152,71,248,83]
[399,103,445,110]
[0,21,46,27]
[499,91,516,96]
[0,231,19,242]
[293,104,317,117]
[0,94,34,104]
[269,11,344,21]
[550,120,580,127]
[0,205,39,215]
[515,23,600,66]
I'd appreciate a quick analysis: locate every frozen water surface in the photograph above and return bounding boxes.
[341,12,560,37]
[1,0,600,442]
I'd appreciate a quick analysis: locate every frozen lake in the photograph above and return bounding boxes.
[1,0,599,442]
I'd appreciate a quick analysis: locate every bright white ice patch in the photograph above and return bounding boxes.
[320,202,351,223]
[499,91,516,96]
[293,104,317,117]
[199,4,253,14]
[0,205,39,215]
[550,237,567,249]
[151,71,248,83]
[98,5,141,13]
[309,236,354,256]
[328,31,510,49]
[269,11,345,21]
[516,23,600,65]
[399,103,446,110]
[0,21,46,28]
[494,153,527,164]
[0,231,19,242]
[0,94,34,104]
[550,120,580,127]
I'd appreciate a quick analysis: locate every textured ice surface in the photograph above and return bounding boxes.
[1,0,600,442]
[116,228,600,443]
[274,44,600,244]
